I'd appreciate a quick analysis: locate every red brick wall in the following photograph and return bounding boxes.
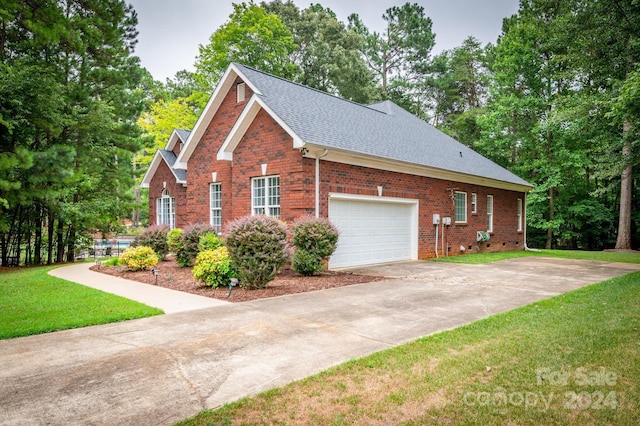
[149,75,526,259]
[148,161,187,228]
[231,109,313,222]
[184,77,253,225]
[317,161,526,258]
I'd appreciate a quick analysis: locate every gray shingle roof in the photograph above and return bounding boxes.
[234,63,531,188]
[158,149,186,182]
[175,128,191,142]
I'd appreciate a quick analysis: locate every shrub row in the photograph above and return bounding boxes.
[121,215,339,289]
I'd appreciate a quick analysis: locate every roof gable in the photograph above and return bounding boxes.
[174,64,262,169]
[140,148,186,188]
[232,63,531,189]
[172,62,531,191]
[165,128,190,153]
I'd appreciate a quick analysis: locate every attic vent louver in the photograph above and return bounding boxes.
[237,82,246,103]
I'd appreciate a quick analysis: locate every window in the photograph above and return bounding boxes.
[487,195,494,233]
[517,198,523,232]
[210,183,222,231]
[157,189,175,228]
[471,193,477,214]
[237,82,246,103]
[252,175,280,218]
[455,191,467,223]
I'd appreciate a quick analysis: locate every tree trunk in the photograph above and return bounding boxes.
[56,219,65,263]
[47,208,54,265]
[615,122,633,249]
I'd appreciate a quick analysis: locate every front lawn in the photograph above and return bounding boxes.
[431,248,640,264]
[178,255,640,425]
[0,265,163,340]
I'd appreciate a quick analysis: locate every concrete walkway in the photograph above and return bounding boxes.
[49,263,229,313]
[2,257,639,425]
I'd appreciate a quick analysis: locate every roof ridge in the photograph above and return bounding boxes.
[233,62,387,115]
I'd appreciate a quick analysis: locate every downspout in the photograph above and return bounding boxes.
[315,149,329,218]
[523,191,540,252]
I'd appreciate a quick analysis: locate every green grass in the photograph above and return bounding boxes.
[431,248,640,264]
[0,265,163,340]
[178,254,640,425]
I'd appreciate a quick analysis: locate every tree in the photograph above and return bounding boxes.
[0,0,145,265]
[263,1,375,103]
[348,2,435,116]
[426,37,492,146]
[195,2,298,92]
[567,0,640,249]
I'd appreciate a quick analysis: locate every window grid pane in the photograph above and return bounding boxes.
[253,179,265,209]
[210,183,222,230]
[487,195,494,232]
[157,194,175,228]
[252,176,280,218]
[517,198,523,231]
[455,192,467,223]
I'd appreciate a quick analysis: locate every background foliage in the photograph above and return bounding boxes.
[3,0,639,266]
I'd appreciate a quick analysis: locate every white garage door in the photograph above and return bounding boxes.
[329,196,418,268]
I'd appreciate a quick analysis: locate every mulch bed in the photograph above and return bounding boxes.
[90,257,388,303]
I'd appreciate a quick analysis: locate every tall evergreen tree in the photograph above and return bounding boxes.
[0,0,145,264]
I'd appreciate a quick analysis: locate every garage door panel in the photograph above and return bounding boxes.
[329,197,417,268]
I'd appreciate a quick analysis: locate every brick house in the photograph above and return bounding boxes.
[142,63,532,268]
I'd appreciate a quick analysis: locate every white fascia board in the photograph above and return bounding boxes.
[217,96,262,161]
[165,129,181,151]
[217,95,305,161]
[257,97,304,148]
[305,144,532,193]
[140,151,163,188]
[175,65,248,168]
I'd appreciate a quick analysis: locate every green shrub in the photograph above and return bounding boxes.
[119,246,159,271]
[292,249,324,276]
[225,215,288,289]
[198,232,222,252]
[193,247,235,288]
[176,224,214,267]
[167,228,183,254]
[103,257,121,267]
[132,225,170,260]
[291,215,339,275]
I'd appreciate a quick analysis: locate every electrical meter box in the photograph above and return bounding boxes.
[442,217,452,226]
[433,214,440,225]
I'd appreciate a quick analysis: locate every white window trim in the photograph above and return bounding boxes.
[517,198,523,232]
[471,193,477,214]
[157,189,175,229]
[210,183,222,231]
[455,191,467,223]
[487,195,494,233]
[252,175,280,218]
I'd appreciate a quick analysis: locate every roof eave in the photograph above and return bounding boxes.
[302,143,532,193]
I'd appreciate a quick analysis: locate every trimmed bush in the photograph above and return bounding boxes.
[225,215,288,289]
[291,248,324,276]
[198,232,222,252]
[193,247,235,288]
[291,215,339,275]
[167,228,183,254]
[132,225,170,260]
[176,224,214,267]
[119,246,159,271]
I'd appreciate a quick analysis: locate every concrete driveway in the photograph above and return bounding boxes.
[2,257,639,425]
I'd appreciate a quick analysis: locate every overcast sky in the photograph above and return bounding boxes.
[127,0,520,82]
